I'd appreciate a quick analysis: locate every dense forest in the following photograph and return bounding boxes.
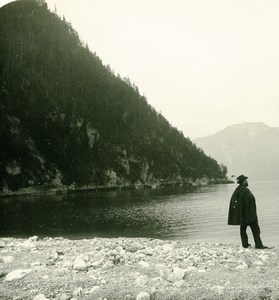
[0,0,227,195]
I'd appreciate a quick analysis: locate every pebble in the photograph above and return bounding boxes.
[258,254,268,261]
[4,269,32,281]
[29,236,39,241]
[171,267,186,281]
[211,285,225,295]
[72,287,83,297]
[73,256,87,271]
[162,244,174,253]
[21,240,36,248]
[135,275,149,286]
[136,291,150,300]
[49,250,59,261]
[127,245,141,253]
[236,261,248,270]
[89,286,101,294]
[2,256,14,263]
[62,260,73,268]
[102,260,114,269]
[33,294,49,300]
[89,275,98,285]
[31,261,42,267]
[138,261,149,268]
[173,280,185,288]
[57,294,70,300]
[0,237,277,299]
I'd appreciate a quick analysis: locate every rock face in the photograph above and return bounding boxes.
[194,122,279,180]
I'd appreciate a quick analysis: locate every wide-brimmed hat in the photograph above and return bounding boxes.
[237,175,248,184]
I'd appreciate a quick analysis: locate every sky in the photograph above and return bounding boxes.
[1,0,279,139]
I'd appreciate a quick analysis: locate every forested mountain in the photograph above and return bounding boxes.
[194,122,279,180]
[0,0,227,195]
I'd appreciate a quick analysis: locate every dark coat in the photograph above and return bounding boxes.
[228,185,258,225]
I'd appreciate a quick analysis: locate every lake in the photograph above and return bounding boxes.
[0,180,278,246]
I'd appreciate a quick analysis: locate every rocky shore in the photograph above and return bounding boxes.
[0,178,233,198]
[0,237,278,300]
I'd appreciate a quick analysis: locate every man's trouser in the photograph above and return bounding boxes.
[240,219,263,248]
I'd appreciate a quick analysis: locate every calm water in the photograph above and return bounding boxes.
[0,181,278,246]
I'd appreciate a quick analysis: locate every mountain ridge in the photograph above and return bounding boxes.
[194,122,279,180]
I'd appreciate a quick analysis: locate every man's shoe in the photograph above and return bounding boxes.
[243,244,251,248]
[255,245,270,249]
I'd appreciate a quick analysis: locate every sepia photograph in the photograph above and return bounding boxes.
[0,0,279,299]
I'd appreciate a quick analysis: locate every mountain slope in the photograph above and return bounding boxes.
[0,0,227,195]
[194,122,279,180]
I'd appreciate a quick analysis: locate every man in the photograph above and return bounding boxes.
[228,175,269,249]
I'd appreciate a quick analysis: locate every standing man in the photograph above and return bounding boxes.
[228,175,269,249]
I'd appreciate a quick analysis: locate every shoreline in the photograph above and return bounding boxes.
[0,179,233,199]
[0,236,278,300]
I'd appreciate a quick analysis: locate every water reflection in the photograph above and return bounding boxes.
[0,181,278,245]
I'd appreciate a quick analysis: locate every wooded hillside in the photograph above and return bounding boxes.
[0,0,227,194]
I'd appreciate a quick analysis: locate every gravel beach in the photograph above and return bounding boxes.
[0,236,278,300]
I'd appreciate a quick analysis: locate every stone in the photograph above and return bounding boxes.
[89,286,101,294]
[102,260,114,269]
[5,269,32,281]
[258,254,268,261]
[2,256,14,263]
[136,291,150,300]
[127,245,141,253]
[138,261,149,268]
[185,266,197,272]
[236,261,248,270]
[162,244,174,253]
[211,285,225,295]
[73,256,87,271]
[31,261,42,267]
[173,280,185,288]
[73,287,83,297]
[21,240,35,248]
[49,250,59,261]
[89,275,98,285]
[135,275,149,287]
[62,260,73,268]
[171,267,186,281]
[92,259,103,268]
[33,294,49,300]
[58,294,70,300]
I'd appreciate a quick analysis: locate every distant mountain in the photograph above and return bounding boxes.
[194,122,279,180]
[0,0,227,195]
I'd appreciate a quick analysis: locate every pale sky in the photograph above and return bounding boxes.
[1,0,279,139]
